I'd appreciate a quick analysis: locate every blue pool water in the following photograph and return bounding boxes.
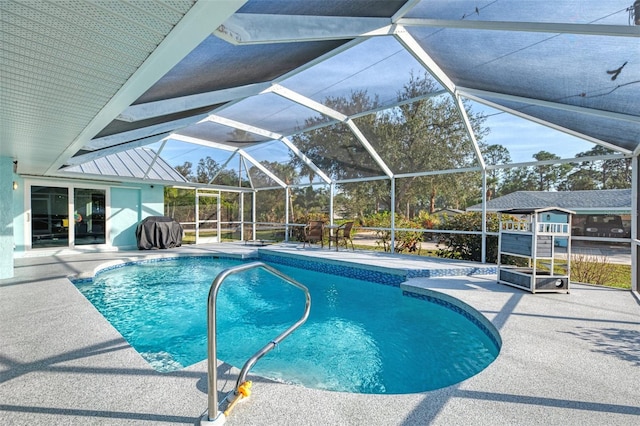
[75,256,500,394]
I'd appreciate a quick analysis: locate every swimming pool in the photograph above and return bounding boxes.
[74,255,500,394]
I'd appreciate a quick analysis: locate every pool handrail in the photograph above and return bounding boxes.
[202,261,311,425]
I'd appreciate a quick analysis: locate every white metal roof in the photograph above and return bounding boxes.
[61,147,187,183]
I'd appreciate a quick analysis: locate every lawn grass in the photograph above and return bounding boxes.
[603,263,632,289]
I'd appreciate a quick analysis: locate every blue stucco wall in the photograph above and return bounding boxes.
[110,187,141,249]
[11,174,25,254]
[141,185,165,219]
[110,185,164,249]
[9,181,165,255]
[539,211,570,224]
[0,157,14,278]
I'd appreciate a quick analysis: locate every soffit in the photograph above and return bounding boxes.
[0,0,246,176]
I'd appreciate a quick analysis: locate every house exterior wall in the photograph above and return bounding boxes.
[110,187,141,249]
[12,174,25,253]
[11,179,165,255]
[110,185,164,249]
[0,157,14,278]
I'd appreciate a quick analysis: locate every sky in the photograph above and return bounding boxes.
[155,100,601,175]
[474,103,597,164]
[151,14,623,174]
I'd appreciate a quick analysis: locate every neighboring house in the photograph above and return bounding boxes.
[432,208,464,218]
[467,189,631,238]
[12,148,187,255]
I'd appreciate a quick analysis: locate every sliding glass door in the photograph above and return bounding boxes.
[31,186,69,249]
[29,184,107,249]
[74,188,106,245]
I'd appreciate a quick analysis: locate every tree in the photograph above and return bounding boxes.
[290,72,488,215]
[292,185,330,218]
[557,168,598,191]
[290,90,382,182]
[174,161,194,181]
[163,187,195,222]
[214,169,245,187]
[335,180,390,219]
[248,161,300,221]
[500,166,538,194]
[196,157,221,184]
[166,162,195,220]
[481,144,511,200]
[376,73,485,213]
[531,151,571,191]
[500,151,571,194]
[435,212,501,263]
[247,161,302,223]
[568,145,631,189]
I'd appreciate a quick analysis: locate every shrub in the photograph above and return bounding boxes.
[361,212,392,251]
[571,253,614,285]
[362,212,423,253]
[434,212,500,263]
[416,210,441,230]
[394,217,423,254]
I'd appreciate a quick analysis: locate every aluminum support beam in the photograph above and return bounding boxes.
[458,89,633,154]
[346,119,394,178]
[632,155,639,293]
[459,87,640,126]
[393,26,456,94]
[117,82,271,122]
[397,18,640,38]
[63,132,172,166]
[48,0,247,175]
[215,14,391,45]
[455,94,486,170]
[205,115,331,183]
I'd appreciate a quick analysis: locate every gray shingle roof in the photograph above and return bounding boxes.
[467,189,631,213]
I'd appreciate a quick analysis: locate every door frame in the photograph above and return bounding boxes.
[195,189,220,244]
[24,179,111,251]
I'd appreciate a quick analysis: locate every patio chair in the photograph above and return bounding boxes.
[333,221,354,251]
[303,220,325,248]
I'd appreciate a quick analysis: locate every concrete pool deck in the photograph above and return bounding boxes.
[1,243,638,425]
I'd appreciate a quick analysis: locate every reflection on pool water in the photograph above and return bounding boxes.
[75,256,500,394]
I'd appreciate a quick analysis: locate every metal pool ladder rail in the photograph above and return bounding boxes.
[200,261,311,425]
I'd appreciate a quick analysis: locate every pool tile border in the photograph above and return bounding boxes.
[401,284,502,351]
[406,265,497,278]
[69,253,256,283]
[258,250,496,282]
[258,251,406,286]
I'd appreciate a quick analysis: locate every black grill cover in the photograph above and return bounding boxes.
[136,216,183,250]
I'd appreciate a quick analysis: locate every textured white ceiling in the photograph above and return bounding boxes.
[0,0,245,175]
